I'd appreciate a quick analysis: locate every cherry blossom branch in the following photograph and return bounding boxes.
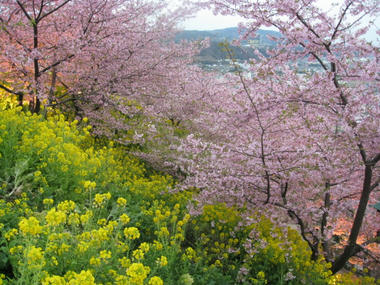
[16,1,32,21]
[36,0,44,20]
[39,54,75,75]
[330,1,353,41]
[38,0,71,22]
[0,17,31,52]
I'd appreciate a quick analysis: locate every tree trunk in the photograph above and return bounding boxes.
[331,164,373,273]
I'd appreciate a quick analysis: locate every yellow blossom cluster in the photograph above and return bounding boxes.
[0,100,142,207]
[25,246,46,270]
[93,192,111,207]
[43,270,96,285]
[117,197,127,207]
[19,216,43,235]
[124,227,140,240]
[126,262,150,284]
[46,208,67,226]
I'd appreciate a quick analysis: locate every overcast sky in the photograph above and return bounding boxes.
[174,1,379,43]
[179,10,244,31]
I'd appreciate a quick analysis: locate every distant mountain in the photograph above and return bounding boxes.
[176,27,281,46]
[175,27,281,64]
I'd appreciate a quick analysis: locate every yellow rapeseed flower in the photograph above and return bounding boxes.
[19,216,42,235]
[124,227,140,240]
[42,275,66,285]
[100,250,112,260]
[90,257,101,266]
[156,227,169,238]
[45,208,66,226]
[153,240,163,251]
[67,270,96,285]
[117,241,129,253]
[58,243,71,255]
[4,229,18,240]
[117,197,127,207]
[97,218,107,226]
[148,276,164,285]
[126,263,150,284]
[120,214,130,225]
[83,180,96,190]
[43,198,54,205]
[25,246,45,270]
[68,213,80,225]
[139,242,150,253]
[57,200,76,212]
[132,249,145,260]
[156,256,168,267]
[77,241,90,253]
[9,245,23,255]
[80,210,93,225]
[93,192,111,207]
[119,256,131,268]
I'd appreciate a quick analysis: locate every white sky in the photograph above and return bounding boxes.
[171,0,379,43]
[179,10,244,31]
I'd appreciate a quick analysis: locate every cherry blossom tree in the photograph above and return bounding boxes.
[180,0,380,273]
[0,0,199,127]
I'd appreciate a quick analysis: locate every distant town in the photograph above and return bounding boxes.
[176,27,325,74]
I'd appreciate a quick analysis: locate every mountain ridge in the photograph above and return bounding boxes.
[176,27,281,46]
[175,27,281,64]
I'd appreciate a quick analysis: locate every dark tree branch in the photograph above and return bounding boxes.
[38,0,71,22]
[272,200,319,260]
[0,83,23,96]
[39,54,74,75]
[16,1,32,21]
[295,12,321,40]
[370,153,380,165]
[36,0,45,21]
[370,177,379,192]
[321,190,331,261]
[332,164,375,273]
[358,143,367,162]
[287,208,319,260]
[330,1,353,41]
[46,96,78,107]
